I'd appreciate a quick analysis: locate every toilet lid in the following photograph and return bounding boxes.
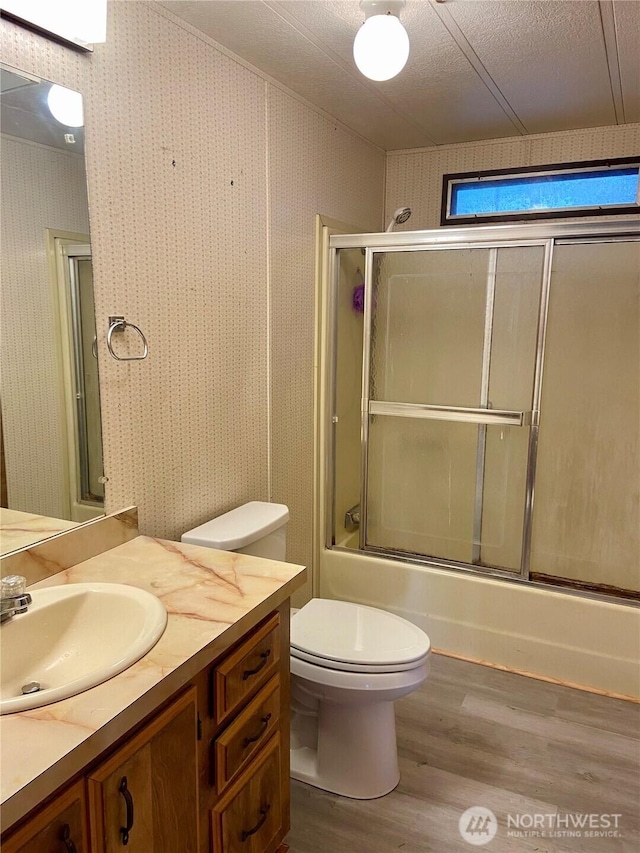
[290,599,430,671]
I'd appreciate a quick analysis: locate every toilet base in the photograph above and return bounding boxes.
[290,699,400,799]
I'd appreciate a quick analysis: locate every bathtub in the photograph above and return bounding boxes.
[320,543,640,700]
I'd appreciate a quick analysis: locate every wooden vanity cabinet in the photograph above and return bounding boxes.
[1,780,89,853]
[2,603,291,853]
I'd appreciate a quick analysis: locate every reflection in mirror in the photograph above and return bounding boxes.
[0,64,104,553]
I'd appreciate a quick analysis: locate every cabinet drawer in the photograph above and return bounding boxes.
[213,614,280,725]
[214,676,280,793]
[211,735,282,853]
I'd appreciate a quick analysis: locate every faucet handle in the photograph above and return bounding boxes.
[1,575,27,597]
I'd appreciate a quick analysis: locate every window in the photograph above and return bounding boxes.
[441,158,640,226]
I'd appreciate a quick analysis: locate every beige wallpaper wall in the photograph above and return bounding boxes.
[267,90,383,586]
[0,2,385,578]
[386,123,640,230]
[1,135,89,518]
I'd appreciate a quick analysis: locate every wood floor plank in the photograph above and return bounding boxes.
[554,691,640,739]
[460,693,639,761]
[286,654,639,852]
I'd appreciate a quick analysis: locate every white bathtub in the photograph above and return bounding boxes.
[320,545,640,699]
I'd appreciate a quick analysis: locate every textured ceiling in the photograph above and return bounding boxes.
[158,0,640,151]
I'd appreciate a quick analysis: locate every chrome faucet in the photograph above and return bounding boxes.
[0,575,31,623]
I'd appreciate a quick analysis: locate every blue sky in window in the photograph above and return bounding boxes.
[452,168,639,216]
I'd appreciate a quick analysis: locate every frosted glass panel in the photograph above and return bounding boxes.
[366,416,528,572]
[370,249,489,406]
[489,247,544,410]
[366,416,476,562]
[531,241,640,593]
[480,425,530,571]
[366,416,527,570]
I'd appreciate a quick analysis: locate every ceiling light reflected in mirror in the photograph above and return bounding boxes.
[47,84,84,128]
[0,67,84,153]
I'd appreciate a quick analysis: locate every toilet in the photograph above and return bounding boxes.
[182,501,431,800]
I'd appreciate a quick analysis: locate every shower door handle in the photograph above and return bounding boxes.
[369,401,532,427]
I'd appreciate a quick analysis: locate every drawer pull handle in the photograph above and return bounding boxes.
[242,713,272,748]
[119,775,134,845]
[242,649,271,681]
[60,824,78,853]
[241,805,270,841]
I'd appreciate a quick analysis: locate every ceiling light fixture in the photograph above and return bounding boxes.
[353,1,410,82]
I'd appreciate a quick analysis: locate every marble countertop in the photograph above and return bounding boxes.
[0,535,306,833]
[0,508,79,556]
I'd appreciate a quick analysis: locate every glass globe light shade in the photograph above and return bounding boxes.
[353,14,410,81]
[47,85,84,127]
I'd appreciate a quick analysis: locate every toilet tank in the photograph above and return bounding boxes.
[181,502,289,561]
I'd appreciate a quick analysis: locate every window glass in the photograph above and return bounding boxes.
[443,160,639,223]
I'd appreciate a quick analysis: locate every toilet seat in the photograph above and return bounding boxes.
[291,653,430,692]
[291,598,430,674]
[290,646,429,673]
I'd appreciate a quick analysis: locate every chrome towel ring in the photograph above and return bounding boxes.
[106,315,149,361]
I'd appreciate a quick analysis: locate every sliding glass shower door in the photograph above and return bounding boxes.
[360,243,549,574]
[328,222,639,598]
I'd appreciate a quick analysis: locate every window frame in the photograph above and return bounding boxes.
[440,157,640,226]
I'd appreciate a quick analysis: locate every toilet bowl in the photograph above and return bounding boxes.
[290,597,430,799]
[182,502,431,800]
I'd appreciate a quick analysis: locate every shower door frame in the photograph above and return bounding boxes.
[325,219,640,587]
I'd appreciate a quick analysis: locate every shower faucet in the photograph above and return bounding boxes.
[344,504,361,530]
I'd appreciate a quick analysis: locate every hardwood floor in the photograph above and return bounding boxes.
[285,653,640,852]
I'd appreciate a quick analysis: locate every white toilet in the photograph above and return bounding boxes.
[182,501,431,800]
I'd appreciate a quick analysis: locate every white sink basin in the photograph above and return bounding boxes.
[0,583,167,714]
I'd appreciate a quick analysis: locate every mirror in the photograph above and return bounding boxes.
[0,64,104,554]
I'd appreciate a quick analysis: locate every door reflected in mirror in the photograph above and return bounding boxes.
[0,64,104,545]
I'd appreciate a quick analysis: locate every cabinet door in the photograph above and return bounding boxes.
[87,687,198,853]
[2,779,88,853]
